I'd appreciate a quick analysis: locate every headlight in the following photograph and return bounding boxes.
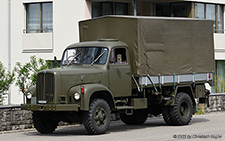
[74,92,81,100]
[27,92,33,99]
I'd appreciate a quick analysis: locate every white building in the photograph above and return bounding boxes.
[0,0,92,104]
[0,0,225,104]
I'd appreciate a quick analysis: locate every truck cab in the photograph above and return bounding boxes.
[22,39,134,134]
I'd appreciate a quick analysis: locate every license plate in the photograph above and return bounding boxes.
[38,100,47,104]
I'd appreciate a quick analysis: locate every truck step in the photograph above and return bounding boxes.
[116,106,134,110]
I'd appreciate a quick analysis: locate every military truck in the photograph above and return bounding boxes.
[21,16,214,135]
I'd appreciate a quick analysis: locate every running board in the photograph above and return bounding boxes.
[116,106,134,110]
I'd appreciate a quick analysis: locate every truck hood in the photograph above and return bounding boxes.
[56,67,103,76]
[58,67,103,94]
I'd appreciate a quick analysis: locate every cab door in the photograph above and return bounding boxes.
[108,47,131,97]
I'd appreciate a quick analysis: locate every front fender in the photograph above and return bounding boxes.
[69,84,114,111]
[83,84,113,111]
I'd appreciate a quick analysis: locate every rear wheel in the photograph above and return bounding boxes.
[32,112,58,134]
[170,92,193,125]
[162,107,174,125]
[120,110,148,125]
[83,99,111,135]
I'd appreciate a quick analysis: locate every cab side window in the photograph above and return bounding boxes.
[110,48,127,64]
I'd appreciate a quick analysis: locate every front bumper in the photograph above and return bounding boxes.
[21,104,80,112]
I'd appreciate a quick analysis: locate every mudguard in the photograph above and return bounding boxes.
[164,85,195,106]
[69,84,114,111]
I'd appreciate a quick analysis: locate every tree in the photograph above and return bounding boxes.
[0,62,14,105]
[14,56,48,94]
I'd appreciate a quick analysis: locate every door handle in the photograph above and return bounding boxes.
[125,71,131,75]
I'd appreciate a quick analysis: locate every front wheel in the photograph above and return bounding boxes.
[83,99,111,135]
[32,112,58,134]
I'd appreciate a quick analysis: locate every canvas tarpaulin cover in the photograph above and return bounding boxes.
[79,16,214,76]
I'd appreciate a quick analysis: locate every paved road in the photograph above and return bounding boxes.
[1,112,225,141]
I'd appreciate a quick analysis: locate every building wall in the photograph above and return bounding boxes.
[214,5,225,60]
[1,0,225,104]
[0,0,9,68]
[215,35,225,60]
[0,0,91,104]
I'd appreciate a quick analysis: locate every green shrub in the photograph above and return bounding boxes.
[14,56,48,93]
[0,62,14,105]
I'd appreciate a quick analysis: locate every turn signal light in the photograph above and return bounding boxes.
[81,86,84,94]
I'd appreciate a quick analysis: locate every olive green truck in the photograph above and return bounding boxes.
[21,16,214,135]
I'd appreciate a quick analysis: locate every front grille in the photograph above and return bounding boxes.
[36,73,54,103]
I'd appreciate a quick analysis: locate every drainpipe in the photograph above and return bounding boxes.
[133,0,137,16]
[8,0,11,105]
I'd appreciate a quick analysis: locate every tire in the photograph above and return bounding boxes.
[170,92,193,125]
[32,112,58,134]
[83,99,111,135]
[162,107,174,125]
[120,110,148,125]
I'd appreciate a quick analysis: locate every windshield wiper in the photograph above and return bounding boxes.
[91,50,106,66]
[67,52,81,66]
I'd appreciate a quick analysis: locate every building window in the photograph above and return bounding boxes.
[171,3,188,17]
[217,5,224,33]
[155,3,170,17]
[206,4,216,32]
[195,3,224,33]
[155,3,188,17]
[92,2,128,18]
[25,2,53,33]
[213,61,225,93]
[195,3,205,19]
[116,3,128,15]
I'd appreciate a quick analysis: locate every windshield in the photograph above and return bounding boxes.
[61,47,108,66]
